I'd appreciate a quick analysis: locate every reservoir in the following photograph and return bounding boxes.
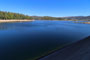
[0,20,90,60]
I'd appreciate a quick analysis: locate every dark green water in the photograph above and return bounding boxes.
[0,20,90,60]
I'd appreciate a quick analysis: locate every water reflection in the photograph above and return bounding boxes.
[0,20,90,60]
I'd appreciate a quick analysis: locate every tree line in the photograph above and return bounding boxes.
[31,16,66,20]
[0,11,33,20]
[0,11,66,20]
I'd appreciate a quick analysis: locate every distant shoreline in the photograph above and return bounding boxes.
[82,22,90,24]
[75,21,90,24]
[0,20,34,23]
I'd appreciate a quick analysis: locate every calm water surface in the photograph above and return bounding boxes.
[0,20,90,60]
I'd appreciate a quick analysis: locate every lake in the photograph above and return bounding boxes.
[0,20,90,60]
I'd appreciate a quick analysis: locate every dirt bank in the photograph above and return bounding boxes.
[0,20,34,23]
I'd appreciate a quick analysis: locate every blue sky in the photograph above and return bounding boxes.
[0,0,90,17]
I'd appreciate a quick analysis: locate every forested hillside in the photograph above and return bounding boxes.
[31,16,66,20]
[0,11,90,20]
[0,11,65,20]
[0,11,32,20]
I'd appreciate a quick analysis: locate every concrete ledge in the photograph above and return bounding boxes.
[39,36,90,60]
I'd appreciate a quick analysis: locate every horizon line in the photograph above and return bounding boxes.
[0,10,90,17]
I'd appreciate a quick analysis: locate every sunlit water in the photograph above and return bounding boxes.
[0,20,90,60]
